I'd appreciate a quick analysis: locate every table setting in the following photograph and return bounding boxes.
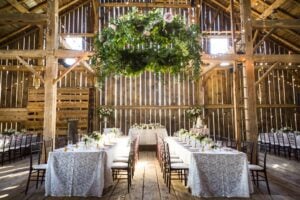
[129,123,168,145]
[166,130,253,198]
[45,132,130,197]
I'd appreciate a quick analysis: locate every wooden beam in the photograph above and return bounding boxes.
[54,49,94,58]
[270,34,300,52]
[200,63,219,76]
[0,50,46,58]
[252,29,259,43]
[43,0,59,146]
[252,19,300,29]
[16,56,45,83]
[253,54,300,63]
[6,0,29,13]
[0,13,47,24]
[99,2,192,8]
[0,25,31,44]
[59,0,83,12]
[240,0,258,161]
[232,62,241,150]
[60,33,94,37]
[92,0,99,33]
[253,28,276,52]
[259,0,287,19]
[255,62,279,86]
[54,56,86,84]
[59,37,95,74]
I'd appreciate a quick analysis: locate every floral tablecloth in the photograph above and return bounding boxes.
[45,137,130,197]
[166,137,253,198]
[128,128,168,145]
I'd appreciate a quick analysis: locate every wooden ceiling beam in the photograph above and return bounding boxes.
[0,24,31,44]
[0,13,47,24]
[253,28,276,52]
[259,0,287,19]
[99,2,191,8]
[6,0,29,13]
[59,0,83,12]
[0,49,93,58]
[252,19,300,29]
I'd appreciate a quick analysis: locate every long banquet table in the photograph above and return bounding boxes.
[166,137,253,198]
[129,128,168,145]
[45,137,130,197]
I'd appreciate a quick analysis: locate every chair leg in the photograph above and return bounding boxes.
[168,172,171,193]
[264,171,271,195]
[256,172,259,187]
[36,171,40,189]
[40,170,45,185]
[25,170,32,195]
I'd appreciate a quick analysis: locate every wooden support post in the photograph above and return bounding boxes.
[43,0,59,147]
[240,0,258,163]
[233,62,241,150]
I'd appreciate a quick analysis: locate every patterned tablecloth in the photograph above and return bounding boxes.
[128,128,168,145]
[45,137,130,197]
[166,137,253,198]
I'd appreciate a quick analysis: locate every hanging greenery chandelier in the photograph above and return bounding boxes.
[92,8,202,84]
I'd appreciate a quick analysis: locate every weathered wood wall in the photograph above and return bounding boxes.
[0,0,299,137]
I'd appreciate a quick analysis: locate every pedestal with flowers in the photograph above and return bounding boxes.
[97,107,113,129]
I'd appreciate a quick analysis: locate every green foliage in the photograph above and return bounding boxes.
[92,8,202,85]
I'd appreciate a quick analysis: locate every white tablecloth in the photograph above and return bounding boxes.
[166,137,252,198]
[45,137,130,197]
[128,128,168,145]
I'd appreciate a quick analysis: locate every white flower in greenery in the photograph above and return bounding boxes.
[109,24,116,31]
[143,30,151,36]
[163,12,174,23]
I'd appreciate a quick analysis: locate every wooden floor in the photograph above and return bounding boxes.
[0,151,300,200]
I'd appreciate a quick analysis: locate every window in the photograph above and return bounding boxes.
[64,37,83,66]
[210,38,229,54]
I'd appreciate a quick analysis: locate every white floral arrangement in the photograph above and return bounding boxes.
[186,106,203,119]
[97,107,113,117]
[82,131,103,144]
[281,127,293,133]
[178,128,189,137]
[131,123,165,129]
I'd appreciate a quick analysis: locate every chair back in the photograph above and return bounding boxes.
[44,139,53,163]
[13,135,23,149]
[25,134,33,147]
[258,148,268,171]
[276,133,288,147]
[165,143,171,169]
[287,132,297,148]
[55,136,67,149]
[29,140,44,170]
[241,141,254,163]
[268,132,276,145]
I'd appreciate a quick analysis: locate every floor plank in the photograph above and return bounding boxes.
[0,151,300,200]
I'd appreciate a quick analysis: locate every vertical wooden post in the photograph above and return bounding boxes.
[240,0,258,162]
[233,62,241,150]
[43,0,59,147]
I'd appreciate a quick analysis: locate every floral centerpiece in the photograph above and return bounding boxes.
[82,131,103,145]
[281,127,293,133]
[131,123,165,129]
[1,129,19,136]
[185,106,203,120]
[97,107,113,117]
[194,132,210,143]
[92,8,202,86]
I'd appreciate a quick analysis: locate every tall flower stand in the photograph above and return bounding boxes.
[103,116,108,129]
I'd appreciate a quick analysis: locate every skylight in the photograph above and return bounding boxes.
[210,38,229,54]
[64,37,83,66]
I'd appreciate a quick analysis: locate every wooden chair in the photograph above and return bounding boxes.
[165,143,189,193]
[10,135,23,161]
[248,148,271,194]
[276,132,290,157]
[267,132,278,154]
[111,152,134,193]
[25,140,47,195]
[21,134,32,158]
[287,132,300,160]
[241,141,254,163]
[1,135,11,165]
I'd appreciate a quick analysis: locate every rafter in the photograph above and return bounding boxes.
[6,0,29,13]
[252,19,300,29]
[0,13,47,24]
[253,28,276,52]
[0,25,31,44]
[259,0,287,19]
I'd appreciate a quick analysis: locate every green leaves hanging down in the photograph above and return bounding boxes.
[92,8,202,85]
